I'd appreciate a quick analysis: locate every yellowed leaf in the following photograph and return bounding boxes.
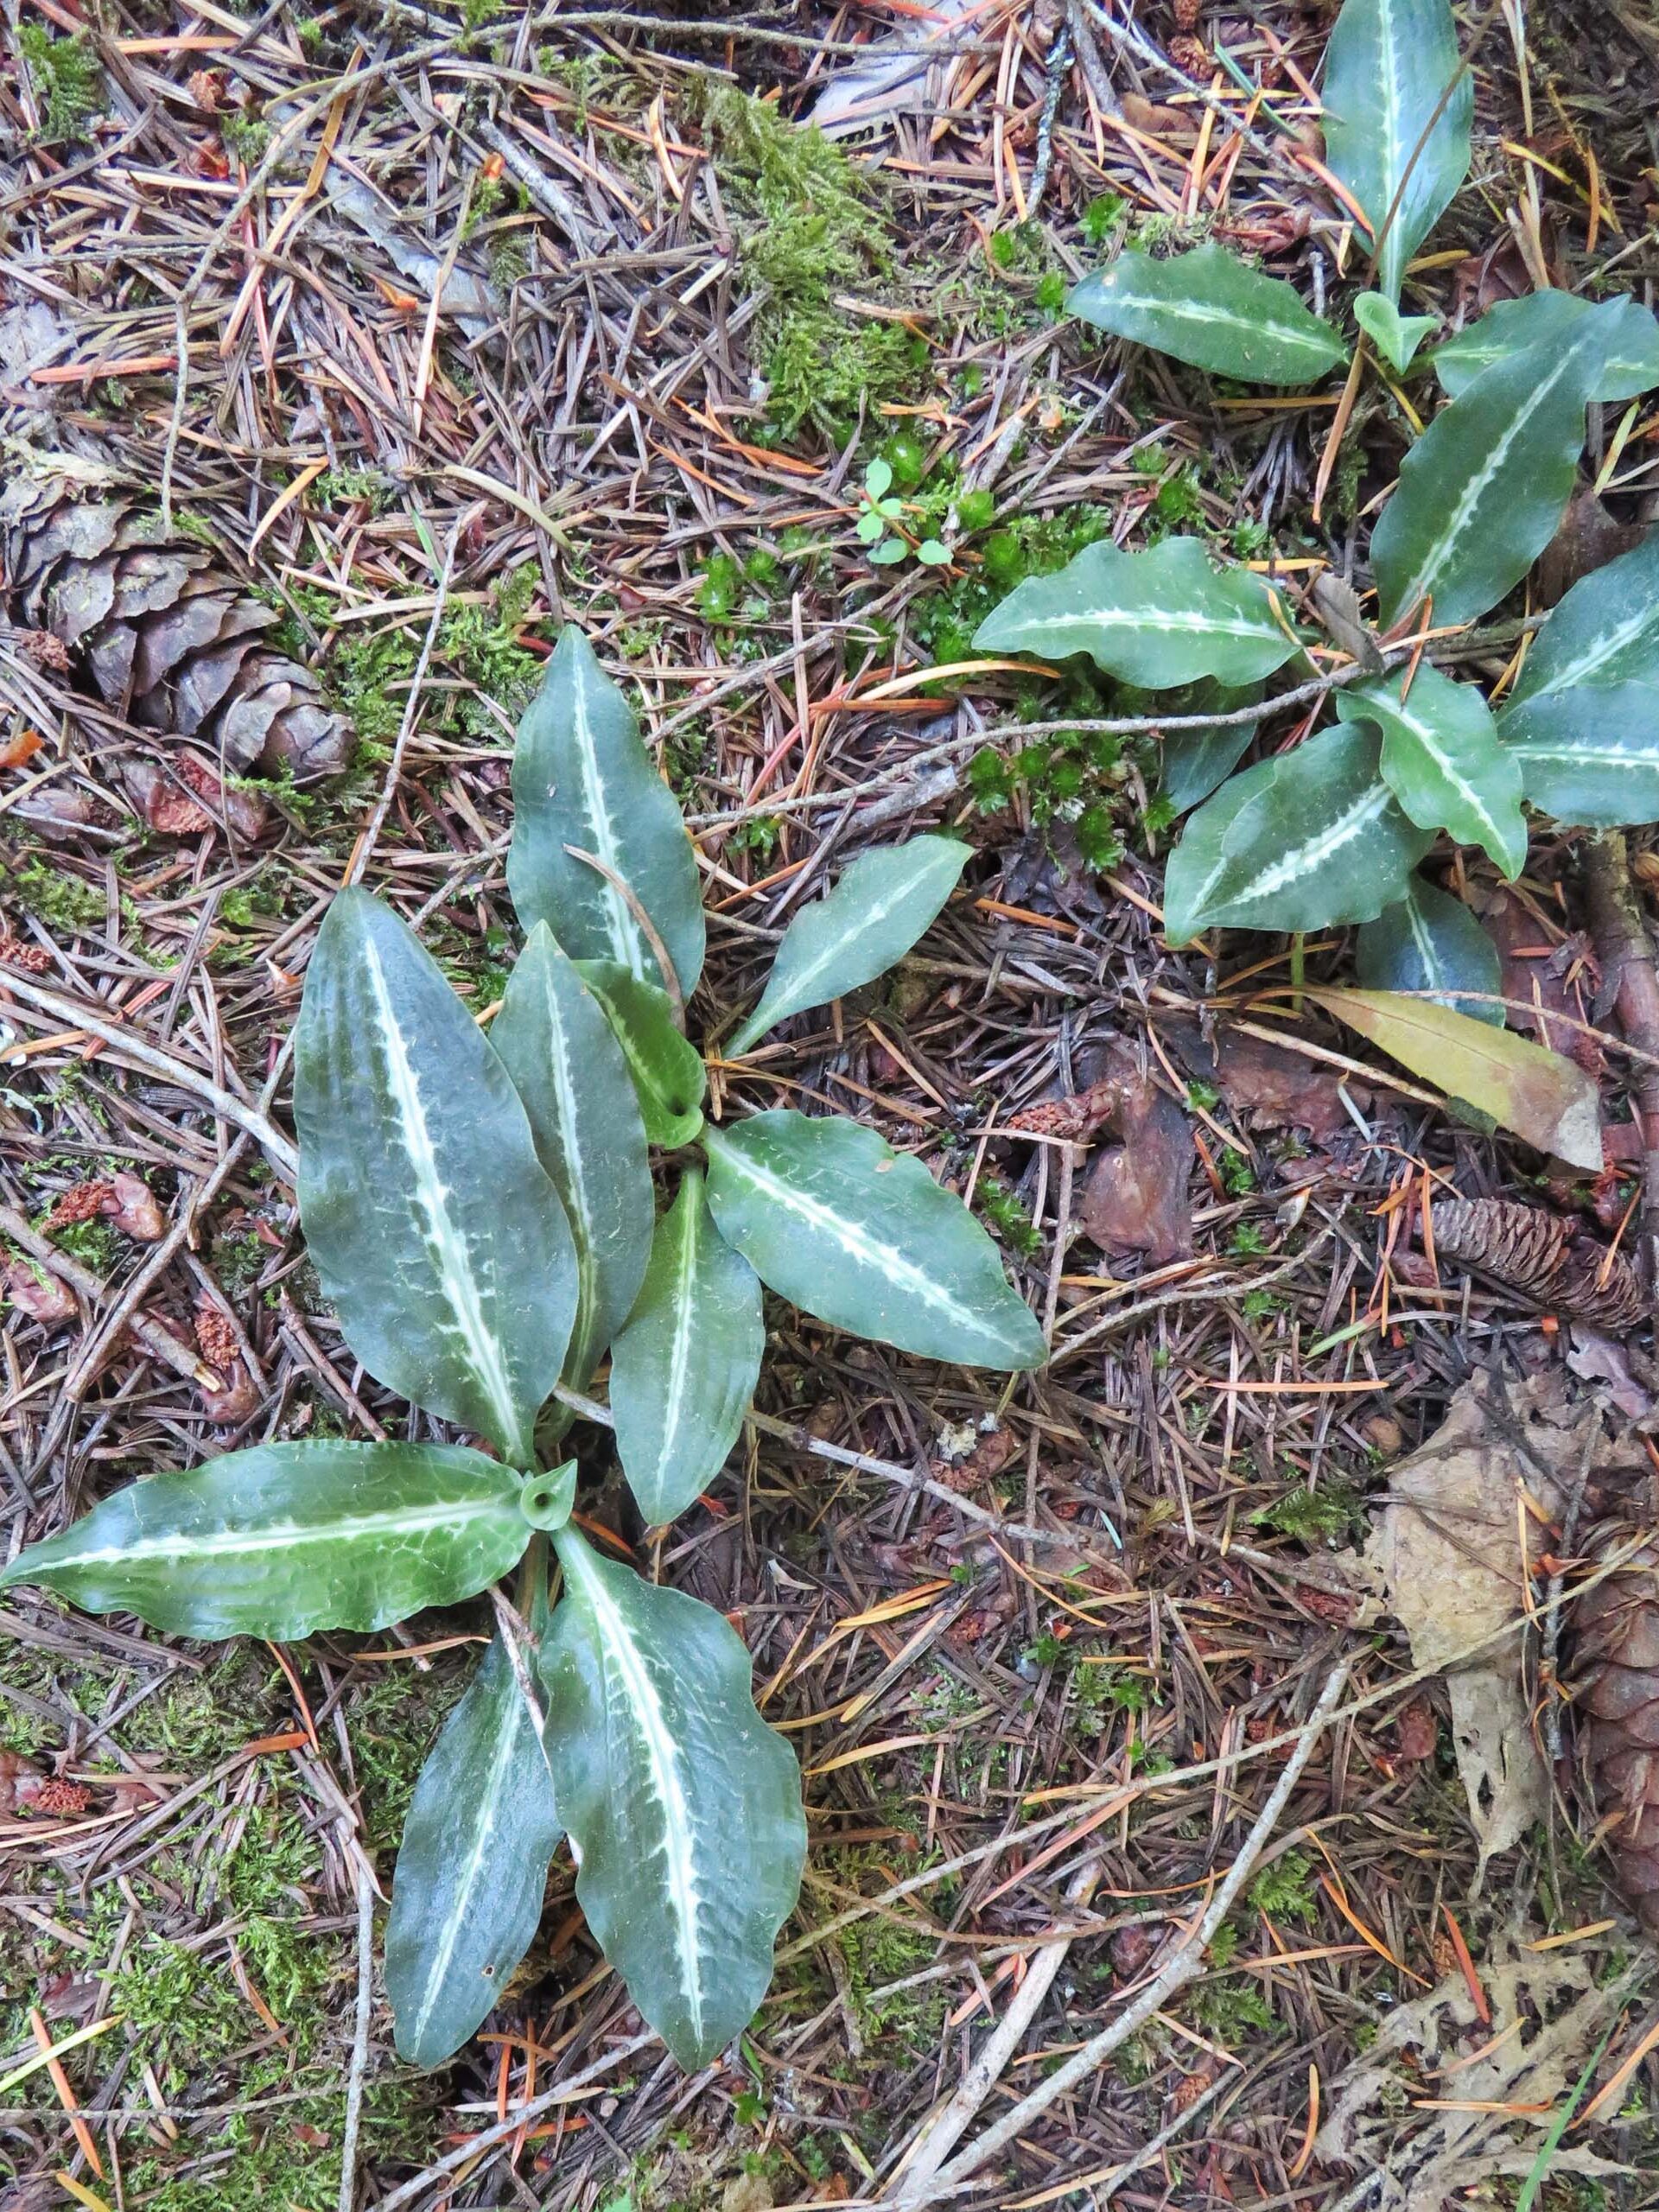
[1308,988,1601,1169]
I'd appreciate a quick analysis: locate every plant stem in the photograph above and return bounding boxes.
[1582,830,1659,1327]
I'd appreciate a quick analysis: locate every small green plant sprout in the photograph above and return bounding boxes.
[855,457,949,569]
[973,0,1659,1167]
[1,627,1045,2078]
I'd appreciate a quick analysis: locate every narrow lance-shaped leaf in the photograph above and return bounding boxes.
[1499,685,1659,829]
[611,1170,764,1527]
[541,1527,806,2070]
[492,924,653,1382]
[508,627,706,996]
[1430,291,1659,405]
[730,836,969,1056]
[1308,988,1603,1170]
[703,1111,1047,1370]
[0,1442,528,1640]
[1335,663,1526,876]
[386,1620,563,2067]
[1067,243,1348,384]
[295,888,577,1467]
[974,537,1302,690]
[1355,877,1503,1024]
[1321,0,1471,304]
[1162,721,1431,943]
[1504,533,1659,710]
[1371,303,1638,628]
[575,959,707,1148]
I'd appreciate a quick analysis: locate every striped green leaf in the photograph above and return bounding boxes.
[1372,302,1639,627]
[1505,532,1659,710]
[1068,243,1347,383]
[974,537,1301,690]
[493,925,652,1383]
[295,890,578,1468]
[1336,664,1525,874]
[508,628,705,997]
[611,1171,764,1526]
[386,1621,563,2067]
[1162,721,1431,942]
[1321,0,1471,304]
[1355,876,1503,1023]
[1430,290,1659,404]
[575,959,707,1148]
[0,1441,527,1640]
[730,836,969,1056]
[541,1527,805,2069]
[703,1111,1046,1370]
[1499,685,1659,828]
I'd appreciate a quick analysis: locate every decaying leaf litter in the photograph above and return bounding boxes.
[5,1,1659,2208]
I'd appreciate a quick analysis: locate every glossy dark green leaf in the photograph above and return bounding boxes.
[1430,290,1659,404]
[1162,721,1432,941]
[508,627,705,997]
[1504,532,1659,710]
[1355,877,1503,1023]
[295,888,577,1467]
[611,1171,764,1526]
[730,837,969,1055]
[1068,244,1347,383]
[1372,302,1640,627]
[1158,682,1262,812]
[703,1112,1046,1370]
[1354,291,1437,372]
[492,925,653,1382]
[1321,0,1471,303]
[0,1441,527,1639]
[1335,664,1525,874]
[386,1624,563,2066]
[1499,685,1659,827]
[540,1527,805,2070]
[575,959,707,1147]
[973,537,1300,690]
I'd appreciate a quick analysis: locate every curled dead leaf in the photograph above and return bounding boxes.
[3,1259,75,1324]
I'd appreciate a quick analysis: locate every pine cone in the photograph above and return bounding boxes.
[1430,1197,1646,1334]
[1573,1529,1659,1935]
[0,471,350,782]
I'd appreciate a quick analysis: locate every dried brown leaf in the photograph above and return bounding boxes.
[1310,988,1603,1170]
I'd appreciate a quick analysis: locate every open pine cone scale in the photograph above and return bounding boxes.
[1,472,350,785]
[1574,1529,1659,1934]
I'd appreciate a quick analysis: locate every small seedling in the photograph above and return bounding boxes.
[855,458,949,568]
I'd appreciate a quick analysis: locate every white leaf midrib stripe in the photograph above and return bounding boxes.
[1521,605,1659,701]
[715,1134,1009,1351]
[1226,784,1395,905]
[1389,335,1593,615]
[565,1542,705,2039]
[760,856,951,1022]
[1100,283,1330,357]
[39,1494,505,1572]
[571,655,646,980]
[542,962,600,1339]
[364,938,524,1453]
[1382,705,1510,849]
[999,606,1277,645]
[408,1660,524,2046]
[655,1190,700,1485]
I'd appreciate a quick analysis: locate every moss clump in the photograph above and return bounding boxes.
[696,86,925,441]
[1252,1482,1362,1544]
[2,856,106,935]
[976,1172,1042,1258]
[18,25,101,141]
